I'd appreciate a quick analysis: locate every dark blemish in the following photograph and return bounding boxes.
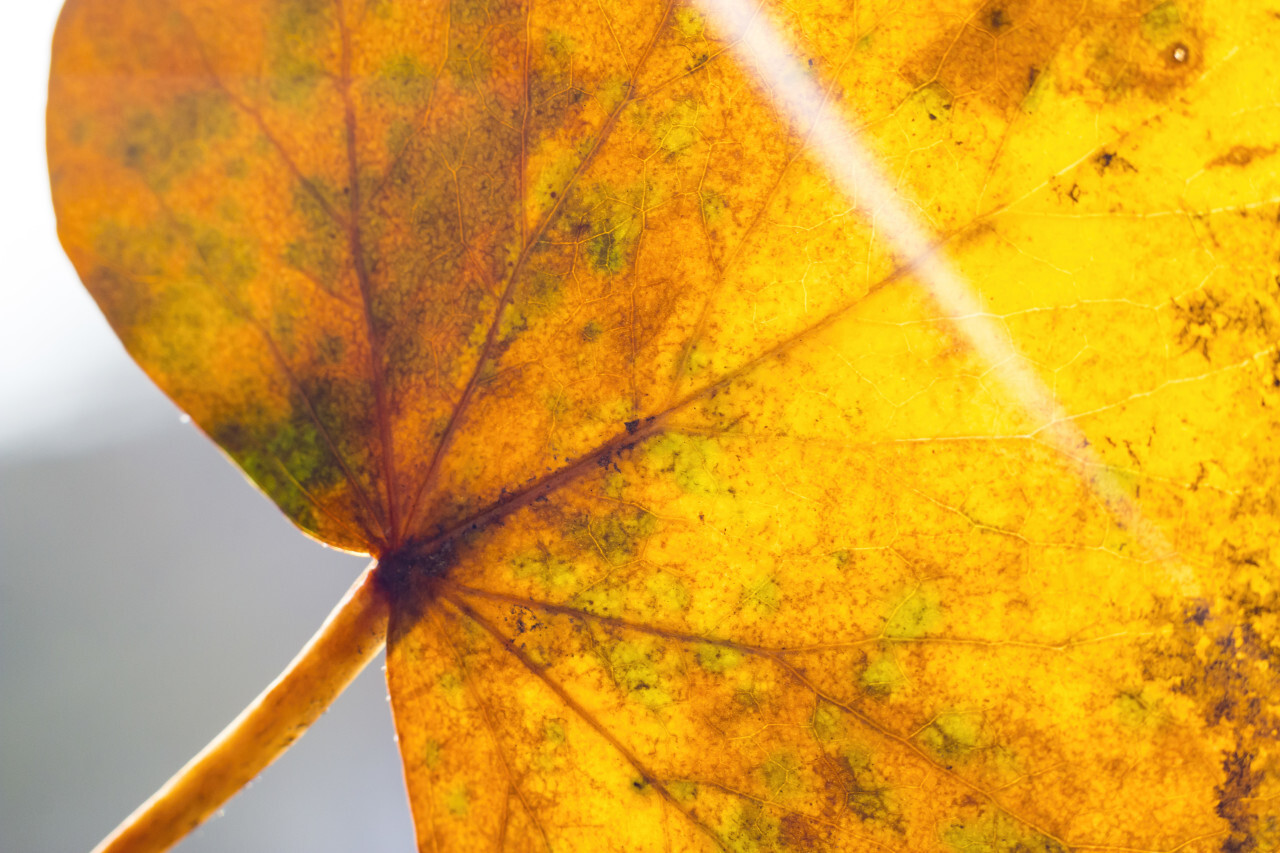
[377,541,459,645]
[808,58,814,67]
[1216,746,1263,852]
[928,113,937,120]
[1093,150,1138,175]
[1069,183,1082,203]
[625,419,640,434]
[988,7,1008,30]
[1028,66,1040,89]
[550,191,557,198]
[1207,145,1278,169]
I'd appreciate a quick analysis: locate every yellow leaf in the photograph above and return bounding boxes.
[48,0,1280,850]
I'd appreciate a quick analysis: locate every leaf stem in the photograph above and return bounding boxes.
[90,562,390,853]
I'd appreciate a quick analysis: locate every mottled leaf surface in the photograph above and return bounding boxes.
[48,0,1280,850]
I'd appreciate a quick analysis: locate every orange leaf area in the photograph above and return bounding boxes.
[48,0,1280,850]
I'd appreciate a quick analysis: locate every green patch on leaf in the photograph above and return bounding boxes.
[641,432,726,495]
[743,575,781,614]
[422,739,442,770]
[760,752,801,797]
[667,780,698,802]
[190,226,258,292]
[531,153,580,215]
[1142,1,1183,42]
[596,76,630,112]
[700,189,729,222]
[684,341,713,375]
[437,671,464,706]
[375,54,435,104]
[1112,685,1166,729]
[859,654,905,696]
[114,92,236,188]
[674,8,705,40]
[723,801,780,853]
[510,547,579,589]
[645,573,691,612]
[840,747,901,828]
[942,809,1069,853]
[905,81,953,126]
[385,119,415,158]
[567,508,657,565]
[883,584,943,638]
[576,584,626,619]
[694,643,743,673]
[573,184,641,275]
[210,385,354,532]
[444,785,469,817]
[655,100,700,155]
[810,701,845,742]
[268,0,331,105]
[606,639,673,710]
[284,178,345,291]
[545,29,575,59]
[918,711,983,761]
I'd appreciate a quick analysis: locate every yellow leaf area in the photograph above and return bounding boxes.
[47,0,1280,849]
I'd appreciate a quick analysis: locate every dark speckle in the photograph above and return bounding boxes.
[1093,150,1137,175]
[624,419,640,434]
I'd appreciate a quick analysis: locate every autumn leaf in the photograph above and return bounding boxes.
[47,0,1280,851]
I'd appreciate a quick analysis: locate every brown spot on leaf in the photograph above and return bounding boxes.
[1207,145,1278,169]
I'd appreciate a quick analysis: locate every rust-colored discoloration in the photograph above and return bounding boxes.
[1207,144,1279,169]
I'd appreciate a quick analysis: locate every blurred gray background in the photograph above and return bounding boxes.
[1,3,414,851]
